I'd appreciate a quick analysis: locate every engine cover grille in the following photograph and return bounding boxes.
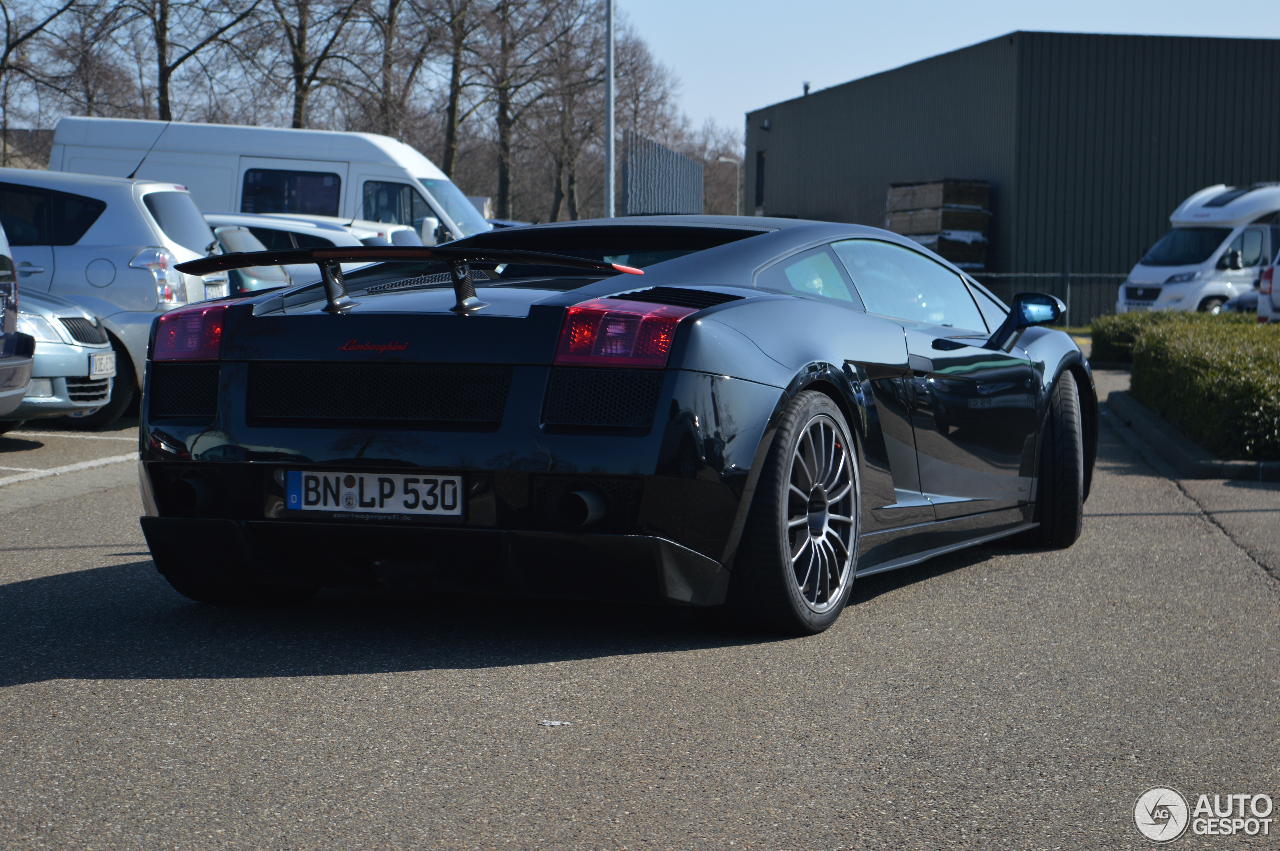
[248,362,512,425]
[60,317,109,345]
[543,367,664,429]
[149,362,220,418]
[1126,286,1161,302]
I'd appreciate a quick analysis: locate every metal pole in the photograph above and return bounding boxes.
[605,0,615,218]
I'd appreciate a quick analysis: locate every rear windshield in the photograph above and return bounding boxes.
[144,191,216,254]
[1141,227,1232,267]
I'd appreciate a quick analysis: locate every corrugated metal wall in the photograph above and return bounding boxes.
[745,36,1019,267]
[746,31,1280,277]
[1013,32,1280,274]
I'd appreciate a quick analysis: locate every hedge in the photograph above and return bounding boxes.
[1127,316,1280,461]
[1090,310,1253,363]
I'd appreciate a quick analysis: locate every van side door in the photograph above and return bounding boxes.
[0,183,55,292]
[237,158,349,218]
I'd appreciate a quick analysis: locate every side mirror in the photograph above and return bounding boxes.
[1218,249,1243,270]
[986,292,1066,350]
[419,216,439,247]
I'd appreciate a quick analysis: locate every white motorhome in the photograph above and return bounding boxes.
[49,117,491,245]
[1117,183,1280,315]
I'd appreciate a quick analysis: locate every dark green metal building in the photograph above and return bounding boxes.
[745,31,1280,279]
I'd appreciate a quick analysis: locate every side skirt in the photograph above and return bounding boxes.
[855,506,1036,578]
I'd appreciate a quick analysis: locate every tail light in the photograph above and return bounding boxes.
[154,304,227,360]
[131,247,186,305]
[555,299,697,368]
[1260,266,1273,295]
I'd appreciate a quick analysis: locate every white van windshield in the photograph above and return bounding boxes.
[417,178,490,237]
[1141,227,1232,267]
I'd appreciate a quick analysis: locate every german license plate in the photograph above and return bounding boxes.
[89,351,116,378]
[286,471,463,517]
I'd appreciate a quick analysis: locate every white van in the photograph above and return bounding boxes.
[49,116,491,245]
[1117,183,1280,315]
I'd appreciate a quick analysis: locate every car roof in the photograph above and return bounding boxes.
[0,166,184,194]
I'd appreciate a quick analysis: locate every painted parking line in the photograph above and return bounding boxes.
[6,432,137,441]
[0,466,43,472]
[0,453,138,488]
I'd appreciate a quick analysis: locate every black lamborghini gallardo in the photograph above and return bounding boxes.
[140,217,1096,634]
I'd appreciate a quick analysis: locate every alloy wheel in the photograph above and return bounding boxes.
[785,414,856,612]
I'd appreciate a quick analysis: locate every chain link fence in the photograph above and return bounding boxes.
[621,130,703,216]
[970,273,1127,326]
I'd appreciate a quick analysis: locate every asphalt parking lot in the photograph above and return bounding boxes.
[1,399,1278,850]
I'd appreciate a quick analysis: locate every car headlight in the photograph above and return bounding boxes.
[1164,271,1200,284]
[17,313,63,342]
[130,247,186,306]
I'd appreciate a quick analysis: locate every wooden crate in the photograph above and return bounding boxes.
[886,180,989,212]
[909,234,988,268]
[885,208,990,236]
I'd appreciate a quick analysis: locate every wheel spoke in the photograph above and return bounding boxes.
[790,536,811,565]
[828,482,852,503]
[826,450,846,490]
[828,514,854,525]
[825,529,850,557]
[800,429,818,485]
[795,545,814,592]
[789,484,809,505]
[788,515,809,529]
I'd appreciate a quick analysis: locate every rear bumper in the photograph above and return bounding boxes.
[140,516,731,607]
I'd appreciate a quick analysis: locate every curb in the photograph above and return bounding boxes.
[1106,392,1280,482]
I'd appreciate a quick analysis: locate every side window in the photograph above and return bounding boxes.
[362,180,430,226]
[291,232,337,250]
[967,280,1007,333]
[0,183,50,246]
[1241,229,1264,267]
[247,227,297,251]
[832,239,987,332]
[51,190,106,245]
[242,169,341,216]
[755,246,863,308]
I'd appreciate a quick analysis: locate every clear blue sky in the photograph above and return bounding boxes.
[620,0,1280,135]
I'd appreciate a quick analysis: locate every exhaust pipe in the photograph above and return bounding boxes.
[558,487,607,526]
[170,476,212,513]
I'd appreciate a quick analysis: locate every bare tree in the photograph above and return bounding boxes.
[0,0,79,163]
[433,0,484,177]
[339,0,436,138]
[115,0,261,121]
[262,0,360,128]
[471,0,585,219]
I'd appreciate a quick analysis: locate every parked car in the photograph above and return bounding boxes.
[1117,183,1280,315]
[50,116,492,242]
[210,226,291,294]
[0,168,227,427]
[0,223,33,431]
[1222,289,1259,314]
[0,290,116,428]
[202,213,366,283]
[269,213,426,247]
[142,216,1096,636]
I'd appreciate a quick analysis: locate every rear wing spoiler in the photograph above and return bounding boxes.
[174,246,643,315]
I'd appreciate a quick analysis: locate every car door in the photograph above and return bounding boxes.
[832,239,1038,520]
[1221,227,1269,296]
[754,245,931,534]
[0,182,55,292]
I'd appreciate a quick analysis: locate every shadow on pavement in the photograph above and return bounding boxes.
[0,543,990,686]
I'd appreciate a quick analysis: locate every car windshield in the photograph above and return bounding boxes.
[417,178,491,238]
[1141,227,1232,267]
[144,191,217,254]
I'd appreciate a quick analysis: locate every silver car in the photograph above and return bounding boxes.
[0,222,32,425]
[0,290,116,428]
[0,168,227,427]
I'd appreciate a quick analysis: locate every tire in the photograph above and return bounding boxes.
[0,420,25,435]
[1198,297,1226,315]
[1027,370,1084,549]
[163,573,318,607]
[63,336,134,430]
[729,391,860,635]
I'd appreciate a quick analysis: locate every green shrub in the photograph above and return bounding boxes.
[1090,310,1252,363]
[1130,319,1280,461]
